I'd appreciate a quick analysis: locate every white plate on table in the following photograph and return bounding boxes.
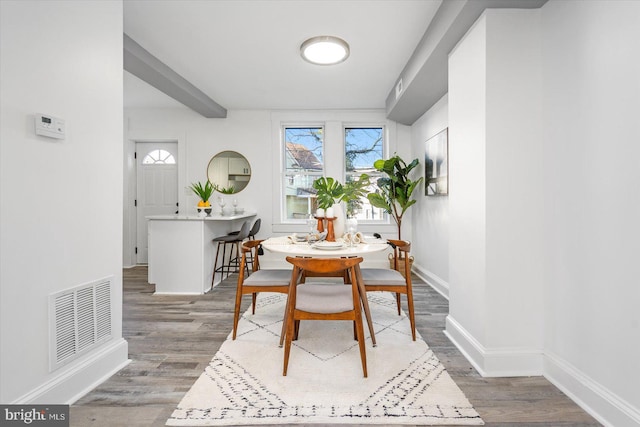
[312,241,345,250]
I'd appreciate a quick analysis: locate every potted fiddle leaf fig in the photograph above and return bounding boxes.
[367,154,423,241]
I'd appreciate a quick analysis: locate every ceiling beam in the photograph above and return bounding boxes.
[124,34,227,118]
[385,0,547,125]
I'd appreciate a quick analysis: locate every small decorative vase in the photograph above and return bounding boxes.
[316,208,325,218]
[325,207,334,218]
[332,203,345,238]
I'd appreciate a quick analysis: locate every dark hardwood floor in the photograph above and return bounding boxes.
[71,266,601,426]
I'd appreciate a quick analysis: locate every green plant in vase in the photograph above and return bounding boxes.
[312,175,370,239]
[190,181,215,207]
[312,177,343,211]
[367,154,423,241]
[340,173,370,217]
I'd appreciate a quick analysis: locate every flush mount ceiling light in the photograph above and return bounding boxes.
[300,36,350,65]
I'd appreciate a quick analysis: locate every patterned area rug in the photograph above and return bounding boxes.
[167,292,483,425]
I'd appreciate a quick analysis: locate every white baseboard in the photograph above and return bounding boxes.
[445,315,543,377]
[13,338,130,405]
[544,352,640,427]
[412,263,449,299]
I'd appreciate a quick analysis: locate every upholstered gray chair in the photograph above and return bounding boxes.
[282,256,367,377]
[232,239,292,340]
[359,239,416,341]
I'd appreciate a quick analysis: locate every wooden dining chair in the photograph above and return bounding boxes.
[282,256,368,377]
[359,239,416,341]
[232,239,292,340]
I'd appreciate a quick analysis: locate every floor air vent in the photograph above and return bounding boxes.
[49,277,113,372]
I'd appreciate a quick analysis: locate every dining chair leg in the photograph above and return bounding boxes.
[251,293,257,314]
[355,310,368,378]
[279,267,299,348]
[395,292,401,315]
[282,304,296,376]
[293,320,300,340]
[279,296,289,348]
[232,283,244,340]
[354,265,377,347]
[407,287,416,341]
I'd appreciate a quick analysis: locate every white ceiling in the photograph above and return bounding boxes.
[123,0,442,111]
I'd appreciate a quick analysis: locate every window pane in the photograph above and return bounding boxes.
[284,174,320,219]
[345,127,385,221]
[143,149,176,165]
[283,127,323,221]
[344,174,386,220]
[345,128,383,173]
[285,128,323,173]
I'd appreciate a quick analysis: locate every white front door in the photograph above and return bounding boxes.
[136,142,178,264]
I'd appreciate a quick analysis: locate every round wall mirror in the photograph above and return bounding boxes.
[206,151,251,193]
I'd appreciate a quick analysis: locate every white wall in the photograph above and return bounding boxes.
[540,1,640,425]
[421,2,640,425]
[446,13,490,355]
[125,108,273,248]
[410,95,449,297]
[0,1,128,403]
[124,108,408,268]
[447,7,545,377]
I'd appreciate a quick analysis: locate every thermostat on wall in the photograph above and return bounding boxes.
[35,113,65,139]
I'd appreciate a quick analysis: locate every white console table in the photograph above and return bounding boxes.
[147,213,256,295]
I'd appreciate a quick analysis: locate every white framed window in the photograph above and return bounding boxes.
[142,149,176,165]
[344,127,386,222]
[272,111,397,232]
[282,126,324,220]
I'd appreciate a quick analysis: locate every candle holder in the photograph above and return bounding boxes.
[324,217,337,241]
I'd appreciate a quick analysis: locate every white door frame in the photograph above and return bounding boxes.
[123,133,186,268]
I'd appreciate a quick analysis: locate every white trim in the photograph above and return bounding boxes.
[445,315,543,377]
[12,338,129,405]
[153,291,209,296]
[412,263,449,299]
[544,352,640,427]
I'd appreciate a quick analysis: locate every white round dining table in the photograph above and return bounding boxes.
[261,236,390,347]
[261,237,390,257]
[262,239,389,258]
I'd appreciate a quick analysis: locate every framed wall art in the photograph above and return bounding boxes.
[425,128,448,196]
